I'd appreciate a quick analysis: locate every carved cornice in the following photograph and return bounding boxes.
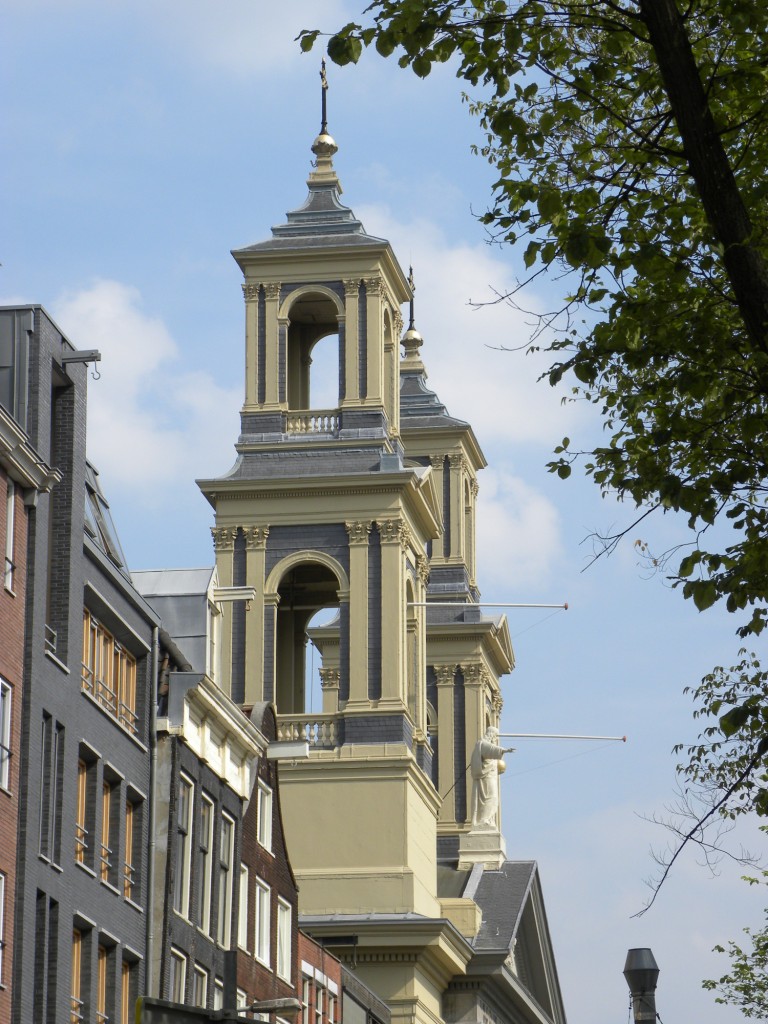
[345,520,372,545]
[434,665,457,686]
[211,526,238,552]
[264,282,281,300]
[244,525,270,550]
[242,283,261,301]
[319,668,340,689]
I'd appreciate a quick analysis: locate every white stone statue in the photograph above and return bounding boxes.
[470,726,514,830]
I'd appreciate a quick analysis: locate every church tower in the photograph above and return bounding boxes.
[197,77,565,1024]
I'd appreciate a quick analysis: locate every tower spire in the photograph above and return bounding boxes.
[401,265,425,369]
[320,58,329,135]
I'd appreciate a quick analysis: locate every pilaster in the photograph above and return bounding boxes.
[448,453,466,563]
[242,283,260,409]
[345,520,372,704]
[364,276,383,403]
[211,526,238,697]
[434,665,457,824]
[264,282,281,407]
[343,278,360,404]
[378,517,408,705]
[244,525,269,705]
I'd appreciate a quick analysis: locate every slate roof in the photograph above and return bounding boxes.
[464,860,538,952]
[399,366,472,431]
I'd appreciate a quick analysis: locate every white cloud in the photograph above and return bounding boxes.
[475,470,562,591]
[52,280,240,493]
[356,203,589,448]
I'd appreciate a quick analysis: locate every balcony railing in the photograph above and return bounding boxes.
[285,410,339,435]
[277,714,339,749]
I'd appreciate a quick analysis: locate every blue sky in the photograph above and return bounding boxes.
[4,3,763,1021]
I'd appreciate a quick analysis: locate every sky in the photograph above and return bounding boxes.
[4,3,765,1021]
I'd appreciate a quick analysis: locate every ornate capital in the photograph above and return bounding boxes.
[377,518,402,544]
[434,664,457,686]
[244,526,270,551]
[416,554,430,587]
[462,663,487,687]
[242,283,261,301]
[343,278,360,296]
[345,520,372,545]
[363,276,382,296]
[264,282,281,300]
[211,526,238,552]
[319,668,340,690]
[393,311,404,335]
[471,479,479,498]
[491,690,504,713]
[448,452,467,472]
[429,454,444,470]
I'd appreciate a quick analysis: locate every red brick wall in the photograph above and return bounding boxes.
[298,933,342,1024]
[0,472,28,1024]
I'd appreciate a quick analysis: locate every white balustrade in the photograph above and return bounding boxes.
[285,410,339,435]
[277,714,339,749]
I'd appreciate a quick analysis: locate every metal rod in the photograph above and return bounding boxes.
[408,601,569,609]
[499,732,627,742]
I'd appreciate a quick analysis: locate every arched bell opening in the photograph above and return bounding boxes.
[305,607,341,714]
[286,291,342,411]
[275,561,341,714]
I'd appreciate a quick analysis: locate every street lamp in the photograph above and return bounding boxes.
[623,947,660,1023]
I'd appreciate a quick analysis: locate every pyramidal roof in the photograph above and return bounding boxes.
[233,108,387,255]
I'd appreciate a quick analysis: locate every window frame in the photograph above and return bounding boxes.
[199,792,214,934]
[216,811,235,948]
[173,774,194,919]
[238,862,249,951]
[192,964,209,1009]
[256,780,273,853]
[4,477,15,593]
[0,679,11,791]
[169,948,187,1004]
[254,878,271,967]
[276,897,292,982]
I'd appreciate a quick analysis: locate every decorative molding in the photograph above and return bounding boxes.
[319,668,340,690]
[393,311,404,335]
[448,452,467,472]
[416,554,430,586]
[242,283,261,301]
[434,665,457,686]
[377,517,403,544]
[345,520,372,545]
[429,454,444,470]
[471,479,480,498]
[244,525,270,550]
[491,690,504,713]
[462,663,488,687]
[211,526,238,552]
[264,282,281,300]
[343,278,360,296]
[398,521,412,552]
[363,276,382,295]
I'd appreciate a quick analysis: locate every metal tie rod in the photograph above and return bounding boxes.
[500,732,627,742]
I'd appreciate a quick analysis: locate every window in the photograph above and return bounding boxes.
[96,945,109,1024]
[328,993,336,1024]
[174,775,194,918]
[0,873,5,985]
[82,610,138,736]
[238,863,249,949]
[302,977,311,1024]
[215,980,226,1011]
[217,812,235,947]
[169,948,186,1003]
[192,964,208,1008]
[254,879,270,966]
[100,781,113,884]
[235,989,248,1012]
[76,759,88,864]
[315,986,324,1024]
[71,929,84,1024]
[124,798,138,901]
[257,781,272,852]
[121,961,134,1024]
[39,714,64,864]
[0,679,11,790]
[276,898,292,981]
[4,477,15,592]
[199,794,214,933]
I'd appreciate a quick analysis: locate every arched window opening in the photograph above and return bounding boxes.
[305,607,340,714]
[286,292,341,411]
[275,562,340,714]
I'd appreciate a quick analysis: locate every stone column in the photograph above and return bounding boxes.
[378,517,409,705]
[364,276,383,403]
[435,664,457,824]
[244,526,269,705]
[242,283,260,409]
[345,520,371,705]
[211,526,238,698]
[342,278,360,404]
[319,667,340,716]
[263,282,281,407]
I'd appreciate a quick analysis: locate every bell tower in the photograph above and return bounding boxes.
[198,95,446,919]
